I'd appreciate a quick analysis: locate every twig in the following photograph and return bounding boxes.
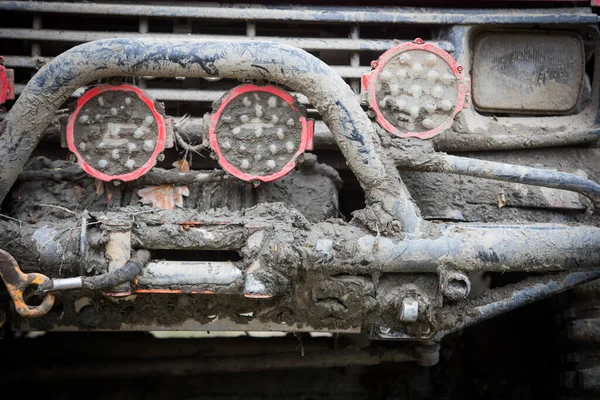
[293,332,305,357]
[38,204,76,215]
[368,206,381,251]
[174,113,205,156]
[175,130,205,156]
[0,213,22,227]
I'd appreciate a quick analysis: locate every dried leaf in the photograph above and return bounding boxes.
[95,179,105,195]
[173,159,190,172]
[497,192,506,208]
[138,184,190,210]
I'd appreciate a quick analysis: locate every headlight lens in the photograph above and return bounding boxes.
[472,31,585,115]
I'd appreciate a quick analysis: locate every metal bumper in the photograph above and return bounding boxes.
[0,38,599,340]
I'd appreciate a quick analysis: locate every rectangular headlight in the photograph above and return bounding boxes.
[472,31,585,115]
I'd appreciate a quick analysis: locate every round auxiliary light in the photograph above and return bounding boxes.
[362,38,469,139]
[66,84,166,182]
[209,84,314,182]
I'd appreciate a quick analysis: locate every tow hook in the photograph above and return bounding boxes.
[0,249,55,318]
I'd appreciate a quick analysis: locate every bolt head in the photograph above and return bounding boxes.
[379,326,391,334]
[399,298,419,323]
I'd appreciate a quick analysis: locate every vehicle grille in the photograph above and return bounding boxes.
[0,1,449,121]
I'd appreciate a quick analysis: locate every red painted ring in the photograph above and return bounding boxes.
[209,84,314,183]
[66,84,166,182]
[363,39,468,140]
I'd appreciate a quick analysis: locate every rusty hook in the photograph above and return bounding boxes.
[0,249,55,318]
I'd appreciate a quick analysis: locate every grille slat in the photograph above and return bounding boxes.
[0,1,458,120]
[0,1,594,25]
[0,1,454,122]
[0,28,453,52]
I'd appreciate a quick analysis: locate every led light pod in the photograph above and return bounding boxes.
[209,84,314,182]
[362,38,469,139]
[66,84,166,182]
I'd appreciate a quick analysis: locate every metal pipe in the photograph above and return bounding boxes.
[137,261,242,287]
[5,208,600,275]
[37,276,83,293]
[1,38,421,233]
[313,224,600,273]
[434,270,600,340]
[442,155,600,204]
[0,2,594,25]
[7,59,372,80]
[391,145,600,205]
[132,223,250,251]
[432,129,600,152]
[0,220,83,275]
[17,166,229,186]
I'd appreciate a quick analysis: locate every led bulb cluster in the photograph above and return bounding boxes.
[66,84,165,182]
[209,84,313,182]
[363,39,468,139]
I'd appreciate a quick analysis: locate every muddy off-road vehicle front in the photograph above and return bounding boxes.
[2,1,600,397]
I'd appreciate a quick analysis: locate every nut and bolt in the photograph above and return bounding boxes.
[399,297,419,323]
[379,326,391,334]
[441,272,471,301]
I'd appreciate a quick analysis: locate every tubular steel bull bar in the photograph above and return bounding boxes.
[1,39,600,339]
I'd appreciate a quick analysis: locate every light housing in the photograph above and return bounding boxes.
[363,38,469,139]
[66,84,166,182]
[209,84,314,182]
